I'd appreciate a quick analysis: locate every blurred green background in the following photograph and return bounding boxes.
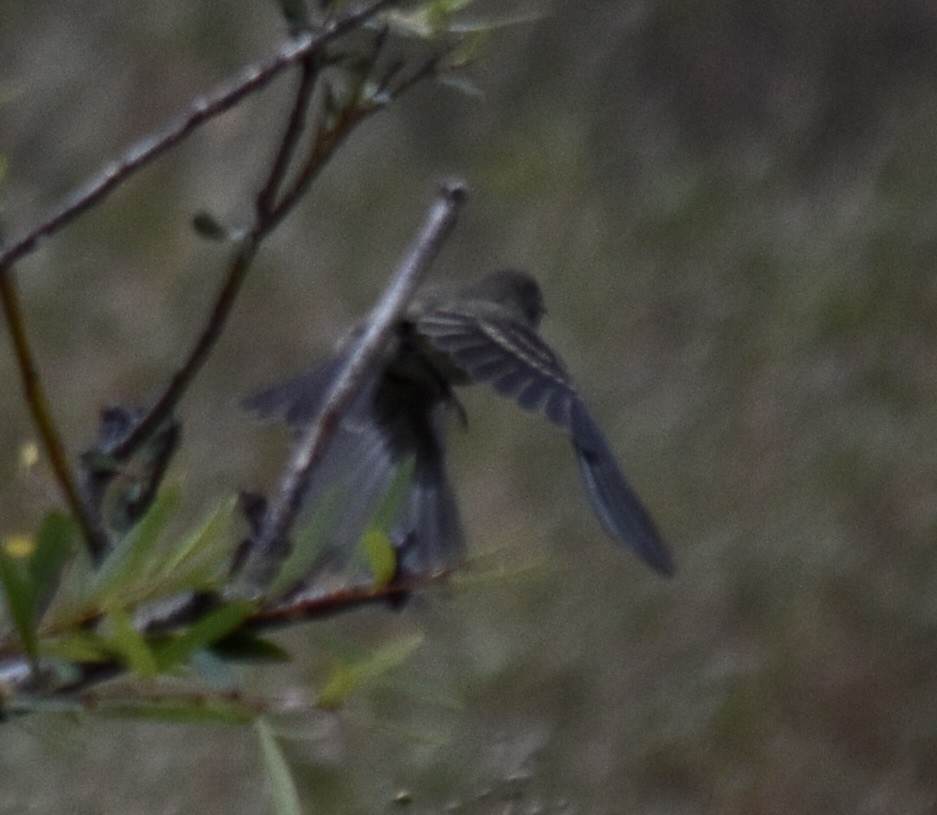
[2,2,936,812]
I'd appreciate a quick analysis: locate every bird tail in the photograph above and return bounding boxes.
[392,416,464,576]
[243,359,464,585]
[570,401,675,576]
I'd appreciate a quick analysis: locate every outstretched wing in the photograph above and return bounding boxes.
[241,355,352,427]
[417,308,675,576]
[415,307,579,429]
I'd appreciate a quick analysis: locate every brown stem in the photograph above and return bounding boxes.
[0,267,109,561]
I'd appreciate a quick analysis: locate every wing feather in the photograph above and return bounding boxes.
[417,309,578,432]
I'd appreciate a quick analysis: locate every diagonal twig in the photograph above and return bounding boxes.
[255,53,321,220]
[0,267,109,561]
[237,178,469,593]
[106,41,449,464]
[101,53,324,462]
[0,0,397,274]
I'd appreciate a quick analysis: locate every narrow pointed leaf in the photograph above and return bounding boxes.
[316,634,424,709]
[256,717,303,815]
[350,633,424,683]
[361,529,396,587]
[155,497,235,584]
[105,605,159,677]
[94,490,178,600]
[0,548,39,662]
[153,600,255,671]
[29,512,79,617]
[316,659,356,710]
[43,629,114,663]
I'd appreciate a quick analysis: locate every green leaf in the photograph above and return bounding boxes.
[104,605,159,677]
[316,634,424,709]
[361,529,396,587]
[357,455,413,585]
[381,0,476,39]
[256,717,303,815]
[42,629,114,663]
[29,512,79,616]
[448,10,545,34]
[382,3,541,39]
[316,659,356,710]
[0,512,78,663]
[350,633,424,682]
[154,497,235,586]
[94,490,179,601]
[0,547,39,663]
[152,600,255,671]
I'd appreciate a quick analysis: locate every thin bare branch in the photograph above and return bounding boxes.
[237,178,469,593]
[255,54,321,220]
[267,48,446,233]
[0,267,109,561]
[0,0,397,273]
[103,50,324,461]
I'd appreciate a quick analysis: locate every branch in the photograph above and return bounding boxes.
[101,38,326,462]
[237,178,469,593]
[102,10,440,464]
[0,267,109,561]
[0,569,451,718]
[0,0,396,273]
[255,53,320,220]
[262,44,445,235]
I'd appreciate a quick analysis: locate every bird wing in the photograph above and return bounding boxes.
[241,355,352,427]
[243,356,464,579]
[417,308,675,576]
[570,402,675,575]
[415,307,580,429]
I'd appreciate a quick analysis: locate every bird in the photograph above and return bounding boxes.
[243,269,675,580]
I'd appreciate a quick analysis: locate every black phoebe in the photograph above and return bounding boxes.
[245,269,675,578]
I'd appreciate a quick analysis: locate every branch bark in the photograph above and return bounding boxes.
[0,0,395,274]
[237,178,469,593]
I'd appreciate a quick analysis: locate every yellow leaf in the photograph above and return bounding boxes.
[316,660,356,710]
[3,535,35,559]
[361,528,397,587]
[19,441,39,470]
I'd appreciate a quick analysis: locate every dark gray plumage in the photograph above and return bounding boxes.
[245,269,674,577]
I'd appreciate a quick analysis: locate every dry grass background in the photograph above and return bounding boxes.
[1,2,936,812]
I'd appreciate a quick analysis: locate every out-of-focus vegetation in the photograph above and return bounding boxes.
[1,1,935,813]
